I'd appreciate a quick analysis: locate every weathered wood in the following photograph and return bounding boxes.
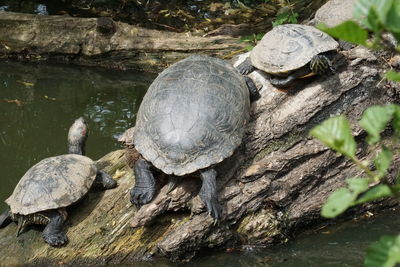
[0,12,246,72]
[1,43,399,264]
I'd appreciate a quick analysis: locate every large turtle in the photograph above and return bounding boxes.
[237,24,339,88]
[130,55,258,221]
[0,117,117,246]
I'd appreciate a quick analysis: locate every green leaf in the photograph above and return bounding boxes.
[359,105,395,145]
[245,45,254,51]
[354,184,393,205]
[386,70,400,81]
[393,106,400,136]
[240,36,252,43]
[255,33,264,41]
[374,146,393,177]
[272,14,287,27]
[310,115,356,158]
[366,7,383,35]
[354,0,393,29]
[318,21,369,47]
[321,188,356,218]
[347,177,369,194]
[384,0,400,34]
[365,235,400,267]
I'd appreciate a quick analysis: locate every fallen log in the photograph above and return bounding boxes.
[0,12,246,72]
[0,43,399,264]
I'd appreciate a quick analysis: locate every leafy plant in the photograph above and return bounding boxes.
[317,0,400,81]
[239,33,264,51]
[272,9,298,27]
[311,104,400,267]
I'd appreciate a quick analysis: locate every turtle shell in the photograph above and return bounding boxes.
[133,55,250,176]
[250,24,339,74]
[6,154,97,215]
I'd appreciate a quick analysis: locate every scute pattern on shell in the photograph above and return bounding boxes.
[133,55,250,176]
[250,24,339,74]
[6,154,97,215]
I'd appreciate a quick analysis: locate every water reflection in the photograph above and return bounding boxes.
[0,61,154,210]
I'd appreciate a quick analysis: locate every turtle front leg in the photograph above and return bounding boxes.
[199,168,221,222]
[0,207,11,228]
[130,158,156,207]
[42,210,68,247]
[236,57,256,75]
[94,170,118,189]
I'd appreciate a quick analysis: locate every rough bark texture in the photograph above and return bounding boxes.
[0,12,246,72]
[1,43,399,264]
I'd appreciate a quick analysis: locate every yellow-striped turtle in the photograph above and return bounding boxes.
[237,24,339,88]
[0,118,117,246]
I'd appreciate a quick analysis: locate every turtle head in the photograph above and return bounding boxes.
[67,117,88,155]
[310,53,335,75]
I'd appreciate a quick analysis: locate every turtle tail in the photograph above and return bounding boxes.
[0,207,12,228]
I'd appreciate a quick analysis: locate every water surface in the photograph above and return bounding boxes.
[0,61,154,210]
[1,61,399,267]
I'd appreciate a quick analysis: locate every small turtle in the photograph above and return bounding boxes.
[0,117,117,246]
[130,55,258,222]
[237,24,339,88]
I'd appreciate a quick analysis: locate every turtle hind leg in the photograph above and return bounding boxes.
[236,57,256,75]
[94,170,118,189]
[0,207,11,228]
[199,168,221,223]
[130,158,156,207]
[42,210,68,247]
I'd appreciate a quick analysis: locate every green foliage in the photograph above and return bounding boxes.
[317,0,400,81]
[272,10,298,27]
[239,33,264,50]
[360,105,395,145]
[321,178,368,218]
[311,104,400,266]
[318,21,368,46]
[310,115,356,158]
[312,0,400,264]
[365,235,400,267]
[386,70,400,81]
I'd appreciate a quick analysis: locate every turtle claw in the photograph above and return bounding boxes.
[131,158,156,208]
[199,168,222,224]
[43,232,68,247]
[130,187,155,207]
[205,200,221,225]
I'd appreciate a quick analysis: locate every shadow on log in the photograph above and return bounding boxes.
[1,43,399,264]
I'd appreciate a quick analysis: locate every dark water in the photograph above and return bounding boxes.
[0,61,154,211]
[182,210,400,267]
[0,61,399,266]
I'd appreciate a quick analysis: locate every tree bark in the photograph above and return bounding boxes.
[0,12,246,72]
[0,43,399,264]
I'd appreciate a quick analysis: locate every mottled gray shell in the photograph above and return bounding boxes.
[250,24,339,74]
[314,0,357,27]
[134,55,250,176]
[6,154,97,215]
